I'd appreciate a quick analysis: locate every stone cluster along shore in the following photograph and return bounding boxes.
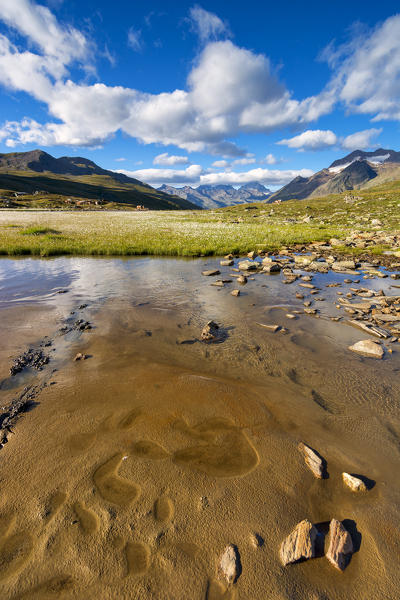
[199,237,396,582]
[201,237,400,357]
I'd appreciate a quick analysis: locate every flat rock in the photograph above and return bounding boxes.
[348,339,384,359]
[294,256,315,266]
[231,289,240,297]
[342,472,367,492]
[219,544,241,584]
[263,263,281,273]
[238,261,258,271]
[332,260,356,271]
[347,319,390,339]
[220,260,234,266]
[298,442,325,478]
[280,519,318,566]
[202,270,220,276]
[326,519,354,571]
[299,283,315,289]
[256,322,280,332]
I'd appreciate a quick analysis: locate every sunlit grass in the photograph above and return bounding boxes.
[0,181,399,257]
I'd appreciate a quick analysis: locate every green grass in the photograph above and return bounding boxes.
[20,226,61,236]
[0,180,399,257]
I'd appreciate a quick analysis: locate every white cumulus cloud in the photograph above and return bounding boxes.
[341,128,382,150]
[278,127,382,152]
[120,164,203,185]
[211,159,229,168]
[324,15,400,121]
[232,157,256,165]
[278,129,338,150]
[153,152,190,166]
[0,2,396,157]
[264,153,278,164]
[117,165,314,187]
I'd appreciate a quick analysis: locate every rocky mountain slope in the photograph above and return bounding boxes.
[158,182,271,209]
[0,150,197,210]
[270,148,400,202]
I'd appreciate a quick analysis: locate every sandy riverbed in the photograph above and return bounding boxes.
[0,256,399,599]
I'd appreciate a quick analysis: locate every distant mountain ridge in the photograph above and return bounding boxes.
[270,148,400,202]
[0,149,197,210]
[158,182,271,209]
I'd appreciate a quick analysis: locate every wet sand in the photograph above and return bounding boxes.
[0,256,399,599]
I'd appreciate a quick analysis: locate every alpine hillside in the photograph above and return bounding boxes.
[269,148,400,202]
[0,150,198,210]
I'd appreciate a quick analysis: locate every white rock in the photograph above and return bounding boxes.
[238,261,258,271]
[348,339,384,359]
[219,544,241,584]
[342,472,367,492]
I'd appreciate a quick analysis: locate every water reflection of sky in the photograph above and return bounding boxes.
[0,257,208,310]
[0,257,397,324]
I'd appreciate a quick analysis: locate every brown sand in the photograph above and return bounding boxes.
[0,257,399,599]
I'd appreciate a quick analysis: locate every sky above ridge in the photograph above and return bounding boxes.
[0,0,400,189]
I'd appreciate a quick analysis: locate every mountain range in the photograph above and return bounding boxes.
[0,150,197,210]
[158,182,271,209]
[269,148,400,201]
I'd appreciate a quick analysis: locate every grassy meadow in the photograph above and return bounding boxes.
[0,180,399,257]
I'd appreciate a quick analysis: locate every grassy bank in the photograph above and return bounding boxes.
[0,184,399,256]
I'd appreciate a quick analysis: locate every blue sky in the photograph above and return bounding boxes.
[0,1,399,189]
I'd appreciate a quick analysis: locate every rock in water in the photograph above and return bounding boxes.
[326,519,354,571]
[202,270,220,276]
[238,261,258,271]
[263,263,281,273]
[298,442,325,478]
[219,544,241,584]
[237,275,247,285]
[348,339,384,359]
[201,321,220,343]
[342,472,367,492]
[231,289,240,297]
[280,519,317,566]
